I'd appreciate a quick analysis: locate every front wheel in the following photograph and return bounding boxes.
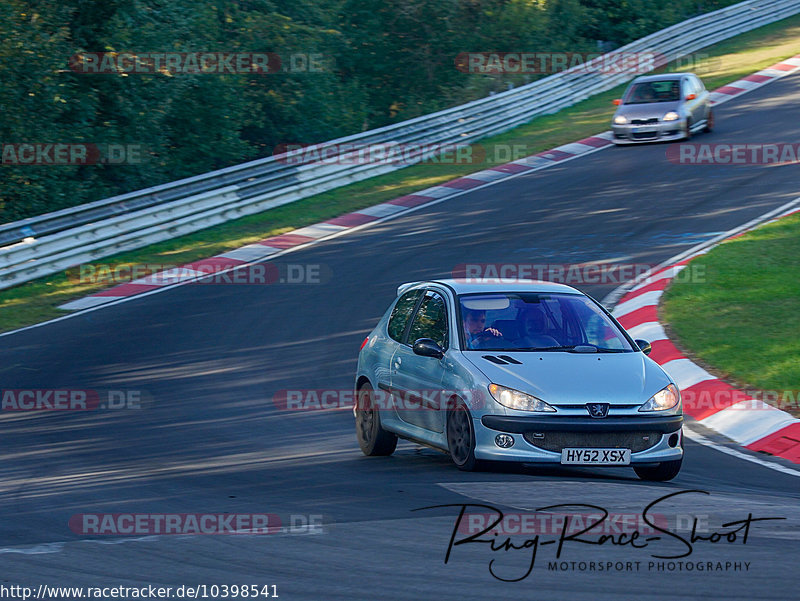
[446,402,482,471]
[355,383,397,456]
[633,458,682,481]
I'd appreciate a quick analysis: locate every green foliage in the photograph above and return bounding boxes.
[0,0,743,222]
[661,213,800,393]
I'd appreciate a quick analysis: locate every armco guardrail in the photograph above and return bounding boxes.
[1,0,799,290]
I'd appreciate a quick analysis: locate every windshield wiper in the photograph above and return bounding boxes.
[514,345,577,352]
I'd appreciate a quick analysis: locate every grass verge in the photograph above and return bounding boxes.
[2,13,800,333]
[660,212,800,417]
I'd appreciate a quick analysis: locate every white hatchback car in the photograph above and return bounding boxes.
[354,280,684,481]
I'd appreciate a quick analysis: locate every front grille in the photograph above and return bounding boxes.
[523,431,662,453]
[631,131,658,140]
[631,118,659,125]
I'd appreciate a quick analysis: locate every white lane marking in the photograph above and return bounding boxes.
[684,428,800,478]
[356,203,407,218]
[661,358,716,389]
[626,321,667,342]
[512,155,553,167]
[58,295,125,311]
[463,170,509,182]
[700,401,798,446]
[216,245,280,262]
[727,79,762,90]
[612,290,663,317]
[555,142,597,155]
[291,223,347,238]
[413,186,456,198]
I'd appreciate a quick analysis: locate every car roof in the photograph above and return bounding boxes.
[400,279,582,296]
[630,72,692,83]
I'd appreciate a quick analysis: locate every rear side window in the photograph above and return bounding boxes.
[407,291,448,349]
[388,289,422,342]
[692,76,705,92]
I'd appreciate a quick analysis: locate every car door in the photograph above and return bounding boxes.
[390,289,449,432]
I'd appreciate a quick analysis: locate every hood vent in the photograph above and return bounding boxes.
[481,355,523,365]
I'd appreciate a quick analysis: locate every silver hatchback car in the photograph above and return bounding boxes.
[354,280,684,481]
[611,73,713,144]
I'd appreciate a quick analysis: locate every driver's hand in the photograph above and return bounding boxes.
[478,328,502,338]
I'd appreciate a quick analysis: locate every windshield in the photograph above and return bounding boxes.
[624,80,680,104]
[458,292,635,352]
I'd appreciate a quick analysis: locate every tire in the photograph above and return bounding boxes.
[355,383,397,456]
[446,401,482,471]
[684,118,693,141]
[704,109,714,133]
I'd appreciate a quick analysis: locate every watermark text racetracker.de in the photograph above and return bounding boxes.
[68,52,326,74]
[69,512,324,535]
[454,51,719,75]
[452,262,706,285]
[1,389,145,411]
[682,388,800,414]
[273,388,489,412]
[67,262,331,286]
[667,143,800,165]
[454,52,661,74]
[273,387,800,414]
[1,143,145,165]
[274,141,578,166]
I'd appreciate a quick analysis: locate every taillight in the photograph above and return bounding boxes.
[360,336,369,351]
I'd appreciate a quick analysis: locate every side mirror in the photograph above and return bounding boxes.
[635,339,652,355]
[412,338,445,359]
[685,93,696,101]
[613,99,622,105]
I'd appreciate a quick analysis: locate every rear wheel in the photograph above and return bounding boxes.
[446,401,481,471]
[355,383,397,456]
[704,109,714,133]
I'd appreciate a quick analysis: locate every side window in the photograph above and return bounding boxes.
[407,291,448,349]
[693,76,705,93]
[682,78,693,98]
[387,290,422,342]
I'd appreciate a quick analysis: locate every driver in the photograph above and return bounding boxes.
[462,309,502,349]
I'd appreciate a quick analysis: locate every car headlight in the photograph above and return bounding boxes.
[662,111,680,121]
[613,115,628,125]
[639,384,681,412]
[488,384,556,412]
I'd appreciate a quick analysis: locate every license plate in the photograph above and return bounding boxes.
[561,448,631,465]
[632,128,654,134]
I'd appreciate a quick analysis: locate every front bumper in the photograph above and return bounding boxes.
[474,414,683,464]
[612,120,687,144]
